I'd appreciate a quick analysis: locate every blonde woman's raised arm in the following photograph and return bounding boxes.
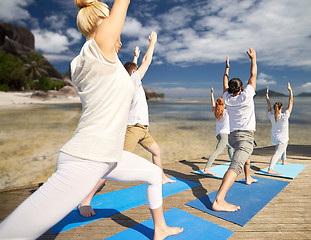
[95,0,130,60]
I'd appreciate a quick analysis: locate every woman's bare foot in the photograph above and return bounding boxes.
[212,199,240,212]
[154,225,183,240]
[203,168,216,176]
[246,176,258,185]
[282,161,289,165]
[162,175,176,184]
[268,168,282,175]
[78,204,96,218]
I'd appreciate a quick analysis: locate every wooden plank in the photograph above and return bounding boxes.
[0,146,310,239]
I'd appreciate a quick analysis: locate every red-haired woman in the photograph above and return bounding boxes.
[203,87,233,176]
[266,83,293,175]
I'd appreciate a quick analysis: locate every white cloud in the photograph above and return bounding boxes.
[66,28,82,44]
[0,0,33,22]
[33,29,70,53]
[295,82,311,93]
[124,0,311,69]
[43,53,75,63]
[257,73,277,85]
[44,15,67,31]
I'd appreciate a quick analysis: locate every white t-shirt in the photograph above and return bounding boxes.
[61,39,134,163]
[268,110,290,145]
[223,84,256,132]
[215,109,230,136]
[127,71,149,126]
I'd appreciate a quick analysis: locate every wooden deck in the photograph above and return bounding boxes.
[0,145,310,239]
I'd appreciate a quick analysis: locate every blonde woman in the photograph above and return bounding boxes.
[265,83,293,175]
[203,87,233,176]
[0,1,182,239]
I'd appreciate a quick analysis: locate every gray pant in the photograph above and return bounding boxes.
[205,133,233,169]
[228,130,254,175]
[269,142,288,169]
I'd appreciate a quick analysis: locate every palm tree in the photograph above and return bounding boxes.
[22,51,50,85]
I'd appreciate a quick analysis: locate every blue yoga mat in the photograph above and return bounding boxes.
[51,177,199,233]
[255,163,307,179]
[186,176,289,226]
[191,163,231,179]
[105,208,234,240]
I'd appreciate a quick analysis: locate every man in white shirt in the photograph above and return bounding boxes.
[212,49,258,212]
[123,32,175,185]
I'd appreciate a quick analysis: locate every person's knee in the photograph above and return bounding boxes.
[147,165,162,185]
[229,161,244,175]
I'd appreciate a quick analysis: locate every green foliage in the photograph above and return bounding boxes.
[0,50,26,90]
[24,76,65,92]
[0,50,64,92]
[52,81,64,90]
[22,51,50,83]
[0,84,10,92]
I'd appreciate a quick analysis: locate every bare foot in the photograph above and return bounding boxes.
[282,161,289,165]
[154,225,183,240]
[212,199,240,212]
[268,169,282,175]
[162,175,176,184]
[78,204,96,218]
[246,176,258,185]
[202,168,216,176]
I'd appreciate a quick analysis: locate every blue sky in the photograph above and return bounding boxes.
[1,0,310,98]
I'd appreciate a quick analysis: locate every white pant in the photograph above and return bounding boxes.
[0,151,162,240]
[269,142,288,169]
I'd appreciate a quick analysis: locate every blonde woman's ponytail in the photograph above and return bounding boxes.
[75,0,110,38]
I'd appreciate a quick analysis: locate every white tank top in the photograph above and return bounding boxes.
[61,39,134,163]
[215,109,230,136]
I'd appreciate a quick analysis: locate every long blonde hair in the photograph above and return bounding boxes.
[214,97,225,120]
[75,0,111,38]
[273,101,283,122]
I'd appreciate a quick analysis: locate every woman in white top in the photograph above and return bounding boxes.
[212,50,258,212]
[203,87,233,176]
[0,1,182,239]
[265,83,293,175]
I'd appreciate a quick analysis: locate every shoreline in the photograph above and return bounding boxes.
[0,91,80,109]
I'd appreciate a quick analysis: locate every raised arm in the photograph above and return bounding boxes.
[266,87,272,112]
[223,56,229,93]
[137,31,157,80]
[94,0,130,61]
[133,46,140,64]
[246,48,257,91]
[211,87,216,112]
[287,82,293,113]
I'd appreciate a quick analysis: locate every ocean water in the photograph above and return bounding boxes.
[148,97,311,126]
[141,96,311,163]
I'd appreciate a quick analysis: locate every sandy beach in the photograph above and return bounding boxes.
[0,91,80,107]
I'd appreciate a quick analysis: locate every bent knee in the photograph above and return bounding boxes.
[229,162,244,175]
[147,165,162,185]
